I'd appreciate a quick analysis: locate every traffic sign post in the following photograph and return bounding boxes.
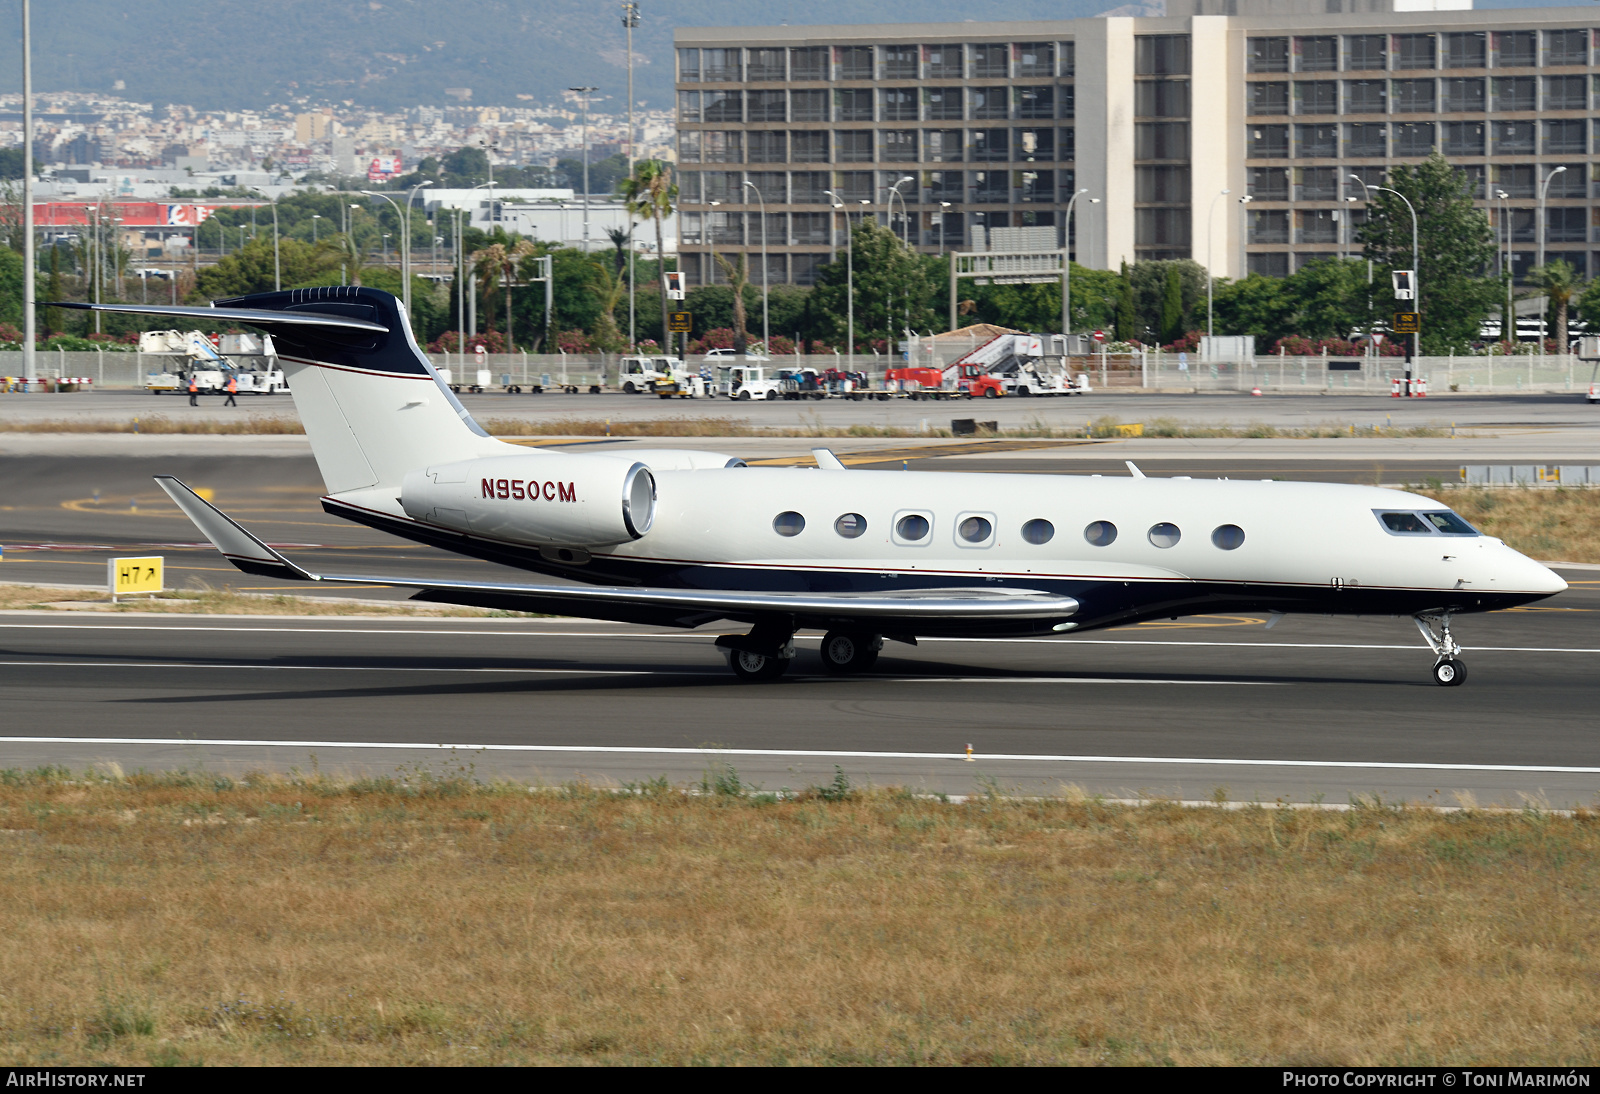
[1393,312,1420,334]
[668,311,692,333]
[108,556,163,604]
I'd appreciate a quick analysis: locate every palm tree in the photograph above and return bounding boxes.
[620,160,678,345]
[715,252,751,354]
[472,239,536,349]
[587,258,630,352]
[1529,260,1582,353]
[604,226,631,276]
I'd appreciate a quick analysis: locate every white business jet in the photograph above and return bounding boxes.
[62,288,1565,686]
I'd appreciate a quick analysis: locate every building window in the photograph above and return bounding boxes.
[679,211,702,245]
[1018,169,1055,202]
[927,170,963,203]
[702,132,744,164]
[1136,165,1190,203]
[1297,36,1337,72]
[1493,76,1536,111]
[1345,123,1387,158]
[1544,29,1589,67]
[708,209,743,245]
[1346,35,1387,71]
[1138,122,1190,160]
[678,172,702,204]
[1493,121,1535,155]
[1136,80,1190,117]
[1544,119,1586,155]
[790,47,828,81]
[971,43,1008,78]
[1344,80,1387,114]
[880,87,917,121]
[1295,81,1336,115]
[924,87,963,121]
[1249,82,1288,116]
[1136,35,1190,76]
[703,90,742,123]
[1550,163,1586,198]
[1249,253,1290,277]
[1249,37,1289,74]
[703,48,741,82]
[1443,77,1485,113]
[1248,124,1288,159]
[970,87,1009,120]
[1460,165,1486,199]
[747,172,787,203]
[925,44,962,78]
[1394,34,1436,71]
[1137,207,1190,248]
[881,44,917,79]
[1061,41,1076,77]
[1297,209,1337,244]
[790,253,824,286]
[880,130,917,161]
[924,130,963,162]
[1249,166,1289,200]
[1494,31,1535,68]
[748,48,786,81]
[1016,42,1054,77]
[1295,123,1337,158]
[1495,164,1534,199]
[748,91,786,122]
[1295,167,1337,201]
[1544,75,1587,111]
[835,89,873,122]
[972,170,1008,203]
[1394,122,1435,157]
[790,171,830,203]
[790,132,829,163]
[835,131,873,163]
[1061,85,1076,119]
[749,132,786,164]
[1546,206,1585,242]
[833,172,872,201]
[971,129,1009,162]
[677,91,701,123]
[790,90,828,122]
[790,211,829,242]
[1392,79,1436,113]
[678,130,701,163]
[1015,128,1055,161]
[838,46,873,80]
[1017,87,1055,119]
[1443,121,1485,156]
[1444,32,1486,70]
[1249,209,1289,244]
[702,171,739,203]
[678,48,701,81]
[1061,127,1076,161]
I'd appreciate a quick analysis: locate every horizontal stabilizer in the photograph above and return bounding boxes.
[154,476,314,581]
[49,301,388,333]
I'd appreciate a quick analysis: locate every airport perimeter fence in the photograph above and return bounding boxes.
[1,348,1595,396]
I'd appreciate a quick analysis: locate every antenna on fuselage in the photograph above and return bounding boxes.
[1125,461,1146,479]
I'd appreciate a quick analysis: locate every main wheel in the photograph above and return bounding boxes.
[983,387,1000,398]
[765,390,780,400]
[738,390,752,400]
[1432,658,1467,686]
[1017,386,1031,397]
[819,631,880,675]
[623,381,637,394]
[728,650,789,682]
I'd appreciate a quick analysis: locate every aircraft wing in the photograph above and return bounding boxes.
[154,477,1079,627]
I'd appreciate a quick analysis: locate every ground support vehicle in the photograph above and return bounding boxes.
[649,367,707,399]
[141,330,285,395]
[618,355,679,394]
[884,363,1002,400]
[1003,363,1091,397]
[717,365,785,401]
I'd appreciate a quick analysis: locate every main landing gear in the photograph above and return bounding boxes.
[819,630,881,675]
[1414,612,1467,687]
[714,628,884,681]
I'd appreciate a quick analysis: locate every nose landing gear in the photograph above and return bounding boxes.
[1414,612,1467,687]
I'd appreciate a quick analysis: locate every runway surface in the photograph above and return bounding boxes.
[1,586,1596,805]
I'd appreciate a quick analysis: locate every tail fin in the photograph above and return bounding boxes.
[55,288,502,495]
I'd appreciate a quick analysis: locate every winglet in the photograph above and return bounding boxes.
[813,447,847,471]
[1126,460,1146,479]
[154,476,321,582]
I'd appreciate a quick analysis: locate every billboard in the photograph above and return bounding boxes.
[367,155,403,182]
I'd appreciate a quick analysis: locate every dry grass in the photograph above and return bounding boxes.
[0,415,306,435]
[1414,487,1600,563]
[0,584,524,617]
[1,767,1597,1066]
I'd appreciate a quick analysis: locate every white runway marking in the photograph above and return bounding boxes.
[894,677,1284,685]
[2,622,1598,655]
[0,660,669,676]
[2,736,1598,776]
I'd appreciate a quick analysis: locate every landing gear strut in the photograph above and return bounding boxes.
[716,627,795,683]
[819,631,881,675]
[1414,612,1467,687]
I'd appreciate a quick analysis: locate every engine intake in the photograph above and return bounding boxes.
[400,453,655,546]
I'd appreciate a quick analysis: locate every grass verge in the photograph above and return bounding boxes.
[0,766,1596,1065]
[0,584,528,617]
[0,415,306,434]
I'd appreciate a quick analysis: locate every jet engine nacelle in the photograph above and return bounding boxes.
[400,453,655,546]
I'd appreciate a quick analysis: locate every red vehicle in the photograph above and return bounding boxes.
[883,362,1004,399]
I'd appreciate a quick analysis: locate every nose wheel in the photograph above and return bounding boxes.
[1414,613,1467,687]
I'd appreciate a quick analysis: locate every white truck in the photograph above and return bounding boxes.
[648,364,708,399]
[716,364,785,401]
[141,330,286,395]
[954,333,1090,397]
[618,355,679,394]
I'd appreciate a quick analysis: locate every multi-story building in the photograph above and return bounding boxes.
[673,0,1600,289]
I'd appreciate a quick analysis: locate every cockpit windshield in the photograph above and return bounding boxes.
[1375,509,1480,536]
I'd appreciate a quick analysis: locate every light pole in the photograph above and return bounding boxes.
[252,188,280,291]
[311,214,321,244]
[1353,176,1419,364]
[824,189,853,357]
[1238,194,1253,278]
[1063,188,1090,337]
[707,199,721,287]
[363,181,432,314]
[622,3,638,168]
[1537,165,1567,353]
[568,86,597,252]
[742,180,769,353]
[886,175,914,249]
[1495,188,1511,343]
[1339,195,1359,261]
[1205,188,1231,337]
[21,0,34,379]
[936,201,952,258]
